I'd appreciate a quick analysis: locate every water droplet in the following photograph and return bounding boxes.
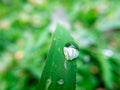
[102,49,113,57]
[57,79,64,85]
[63,45,79,60]
[83,55,90,62]
[64,60,67,70]
[45,78,52,90]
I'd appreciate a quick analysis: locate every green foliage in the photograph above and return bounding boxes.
[37,25,77,90]
[0,0,120,90]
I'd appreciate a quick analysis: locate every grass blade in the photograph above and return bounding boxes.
[37,25,78,90]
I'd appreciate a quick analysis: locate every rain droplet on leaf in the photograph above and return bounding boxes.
[57,79,64,85]
[63,45,79,60]
[83,55,90,62]
[64,60,67,70]
[45,78,52,90]
[102,49,113,57]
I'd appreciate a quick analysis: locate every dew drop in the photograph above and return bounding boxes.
[45,78,52,90]
[83,55,90,62]
[57,79,64,85]
[63,45,79,60]
[64,60,67,70]
[102,49,113,57]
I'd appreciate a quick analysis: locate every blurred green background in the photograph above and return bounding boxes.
[0,0,120,90]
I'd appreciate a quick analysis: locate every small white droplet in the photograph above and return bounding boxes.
[57,79,64,85]
[64,60,67,70]
[83,55,90,62]
[102,49,113,57]
[63,45,79,60]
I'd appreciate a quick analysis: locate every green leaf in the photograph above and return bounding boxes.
[97,54,113,89]
[37,25,78,90]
